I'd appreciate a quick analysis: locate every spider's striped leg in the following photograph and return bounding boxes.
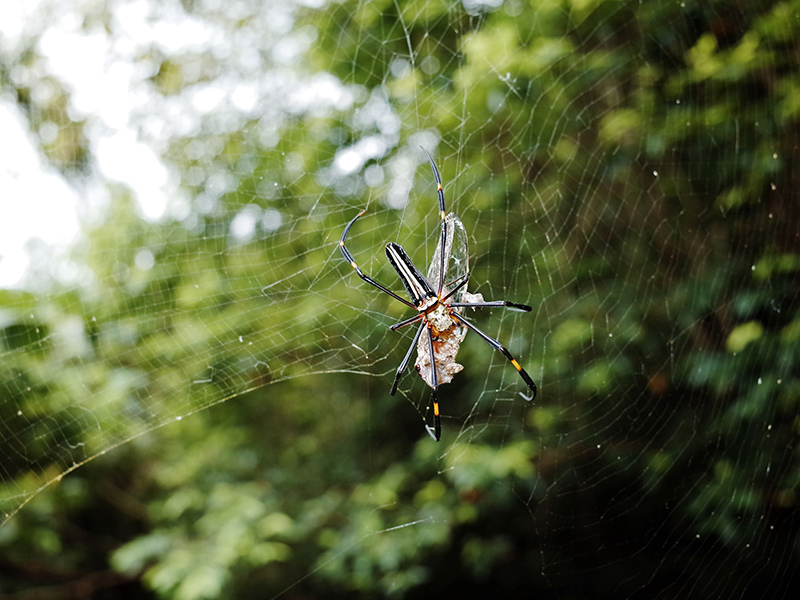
[453,313,537,400]
[390,320,425,396]
[420,147,448,297]
[390,313,423,332]
[339,210,415,308]
[424,323,442,442]
[450,300,532,312]
[440,272,470,303]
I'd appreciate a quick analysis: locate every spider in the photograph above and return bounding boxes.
[339,147,537,441]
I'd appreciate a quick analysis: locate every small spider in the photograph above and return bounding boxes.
[339,147,537,441]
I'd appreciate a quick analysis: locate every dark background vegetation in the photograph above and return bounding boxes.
[1,0,799,598]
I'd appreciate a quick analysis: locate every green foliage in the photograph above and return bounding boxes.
[2,0,800,598]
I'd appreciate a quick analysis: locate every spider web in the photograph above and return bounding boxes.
[1,0,799,598]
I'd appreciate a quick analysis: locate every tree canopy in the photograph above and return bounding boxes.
[1,0,799,598]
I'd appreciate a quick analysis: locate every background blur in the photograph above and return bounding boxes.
[1,0,799,598]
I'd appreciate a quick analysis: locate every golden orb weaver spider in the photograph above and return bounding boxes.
[339,147,537,441]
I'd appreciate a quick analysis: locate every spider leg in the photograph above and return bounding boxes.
[420,147,448,297]
[339,210,416,308]
[423,323,442,441]
[390,313,424,332]
[440,272,470,303]
[450,300,532,312]
[390,320,426,396]
[453,313,537,399]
